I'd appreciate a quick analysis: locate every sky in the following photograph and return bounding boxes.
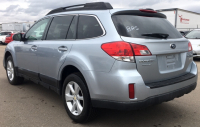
[0,0,200,23]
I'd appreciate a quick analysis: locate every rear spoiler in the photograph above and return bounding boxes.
[112,10,166,18]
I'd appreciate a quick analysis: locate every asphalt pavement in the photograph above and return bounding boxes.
[0,45,200,127]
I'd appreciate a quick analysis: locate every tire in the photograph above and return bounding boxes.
[6,56,24,85]
[62,73,96,123]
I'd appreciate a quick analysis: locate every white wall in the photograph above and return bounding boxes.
[2,23,15,31]
[22,22,35,32]
[176,10,200,31]
[160,11,176,26]
[2,22,35,32]
[2,23,23,32]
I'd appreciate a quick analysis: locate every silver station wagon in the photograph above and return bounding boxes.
[3,2,197,123]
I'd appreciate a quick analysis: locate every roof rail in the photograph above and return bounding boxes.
[46,2,113,15]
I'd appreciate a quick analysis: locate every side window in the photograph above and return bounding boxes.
[5,32,11,35]
[77,15,103,39]
[67,16,78,39]
[13,34,21,41]
[46,15,74,40]
[25,18,50,40]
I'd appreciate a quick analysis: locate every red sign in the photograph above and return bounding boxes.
[178,15,190,24]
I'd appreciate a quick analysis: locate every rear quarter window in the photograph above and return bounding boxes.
[77,15,104,39]
[112,15,182,39]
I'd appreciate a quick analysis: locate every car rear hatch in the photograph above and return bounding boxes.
[111,9,193,87]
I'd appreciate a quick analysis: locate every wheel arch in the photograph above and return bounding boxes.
[59,65,89,96]
[4,51,12,69]
[4,44,18,69]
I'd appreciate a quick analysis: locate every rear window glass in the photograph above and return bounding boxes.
[0,32,11,35]
[112,15,182,39]
[7,34,12,37]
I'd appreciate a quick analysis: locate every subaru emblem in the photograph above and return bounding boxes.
[170,44,176,49]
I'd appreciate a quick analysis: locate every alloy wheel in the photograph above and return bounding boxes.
[7,60,14,81]
[65,81,84,116]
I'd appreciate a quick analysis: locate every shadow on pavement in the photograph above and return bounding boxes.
[85,103,187,126]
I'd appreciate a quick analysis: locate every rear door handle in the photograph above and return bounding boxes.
[58,46,68,52]
[31,45,37,51]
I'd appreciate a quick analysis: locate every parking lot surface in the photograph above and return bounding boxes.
[0,45,200,127]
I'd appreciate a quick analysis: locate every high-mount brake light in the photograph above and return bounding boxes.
[101,41,152,62]
[188,42,193,51]
[139,9,157,13]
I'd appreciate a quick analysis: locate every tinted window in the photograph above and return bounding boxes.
[25,18,50,40]
[185,30,200,39]
[112,15,182,39]
[77,15,103,39]
[67,16,78,39]
[0,32,11,35]
[6,33,12,37]
[46,16,74,40]
[13,34,21,41]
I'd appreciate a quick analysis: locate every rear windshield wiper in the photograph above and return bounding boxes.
[142,33,169,39]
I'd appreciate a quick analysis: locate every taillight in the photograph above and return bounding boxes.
[188,42,193,51]
[130,43,152,56]
[129,84,135,99]
[101,41,152,62]
[101,41,134,62]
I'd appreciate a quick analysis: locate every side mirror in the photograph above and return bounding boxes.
[13,33,25,41]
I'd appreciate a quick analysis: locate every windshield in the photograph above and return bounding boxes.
[0,32,11,35]
[112,15,182,39]
[185,30,200,39]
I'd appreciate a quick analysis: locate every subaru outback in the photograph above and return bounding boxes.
[3,2,197,123]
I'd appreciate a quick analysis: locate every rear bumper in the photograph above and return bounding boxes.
[5,39,11,44]
[92,82,196,110]
[146,73,195,88]
[86,61,197,106]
